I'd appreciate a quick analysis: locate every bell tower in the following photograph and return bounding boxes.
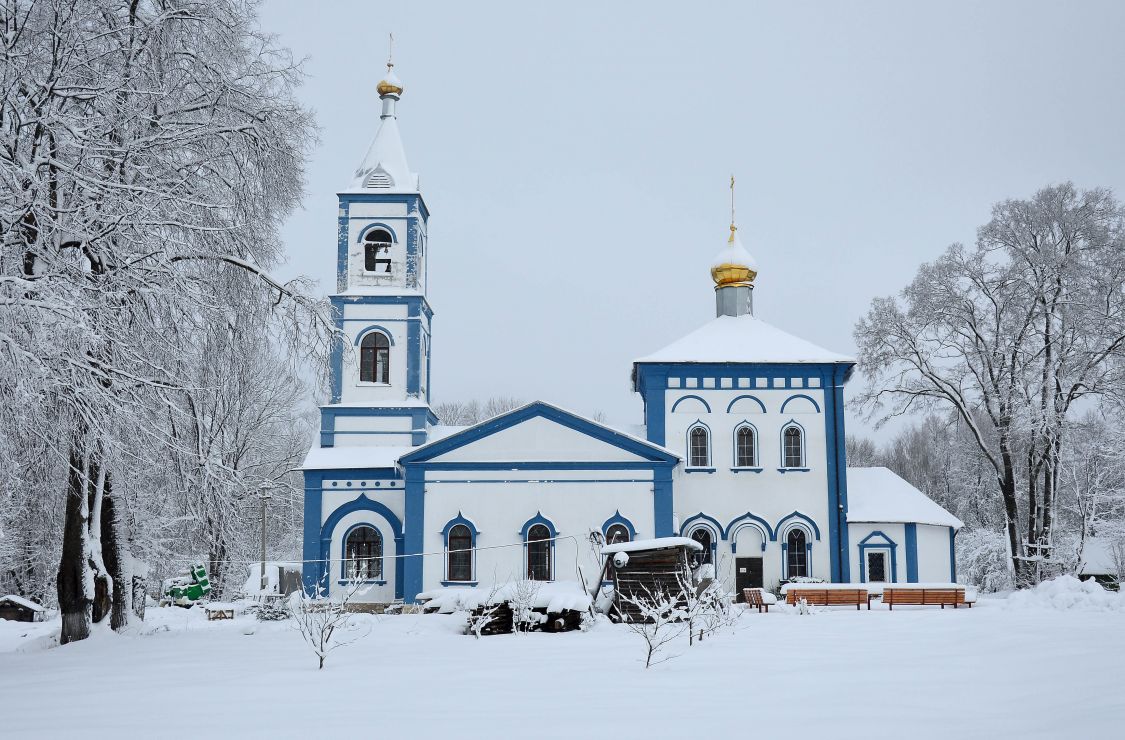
[322,57,436,448]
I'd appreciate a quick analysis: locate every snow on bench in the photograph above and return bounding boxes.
[417,581,593,615]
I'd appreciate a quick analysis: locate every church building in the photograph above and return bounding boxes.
[301,64,963,604]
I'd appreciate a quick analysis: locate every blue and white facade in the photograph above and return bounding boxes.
[302,67,962,603]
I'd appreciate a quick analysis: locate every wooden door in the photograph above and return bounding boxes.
[735,557,764,600]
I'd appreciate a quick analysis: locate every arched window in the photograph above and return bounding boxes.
[363,229,393,273]
[359,332,390,384]
[526,524,552,581]
[344,526,382,580]
[783,425,804,468]
[688,425,710,468]
[735,425,757,467]
[605,523,630,545]
[446,524,473,582]
[786,528,808,579]
[689,527,714,566]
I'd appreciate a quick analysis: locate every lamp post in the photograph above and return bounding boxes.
[259,481,275,597]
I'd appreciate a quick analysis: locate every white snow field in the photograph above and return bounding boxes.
[2,577,1123,739]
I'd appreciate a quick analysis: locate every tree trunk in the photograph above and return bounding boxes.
[57,447,91,645]
[998,447,1027,586]
[101,478,132,631]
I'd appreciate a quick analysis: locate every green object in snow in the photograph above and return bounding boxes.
[162,563,212,606]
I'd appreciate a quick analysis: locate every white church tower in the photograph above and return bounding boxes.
[323,58,436,449]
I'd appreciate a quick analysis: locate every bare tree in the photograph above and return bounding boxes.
[617,584,687,668]
[288,578,371,670]
[854,184,1125,585]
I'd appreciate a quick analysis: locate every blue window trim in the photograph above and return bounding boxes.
[731,467,763,474]
[680,516,720,564]
[601,511,636,541]
[353,325,396,346]
[779,418,806,469]
[686,420,711,469]
[313,493,404,600]
[780,523,814,580]
[725,394,767,414]
[775,511,821,541]
[779,393,822,414]
[521,511,557,581]
[337,579,386,586]
[441,512,479,584]
[777,467,811,473]
[949,527,958,582]
[355,221,400,243]
[857,530,899,583]
[440,581,479,587]
[670,394,712,413]
[339,522,386,583]
[732,420,760,468]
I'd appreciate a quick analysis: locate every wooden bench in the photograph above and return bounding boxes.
[205,605,234,621]
[882,587,968,609]
[785,588,869,610]
[742,588,771,613]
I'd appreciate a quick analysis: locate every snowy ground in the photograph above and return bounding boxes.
[2,579,1123,739]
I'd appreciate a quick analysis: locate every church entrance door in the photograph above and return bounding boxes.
[735,557,764,600]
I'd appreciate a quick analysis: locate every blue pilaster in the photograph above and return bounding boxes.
[905,523,919,583]
[948,527,958,582]
[823,364,851,582]
[653,464,674,537]
[402,465,426,601]
[302,472,324,594]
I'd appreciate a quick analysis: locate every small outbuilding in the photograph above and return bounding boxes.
[601,537,702,622]
[0,594,46,622]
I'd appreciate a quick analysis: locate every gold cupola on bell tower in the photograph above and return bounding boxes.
[710,176,759,317]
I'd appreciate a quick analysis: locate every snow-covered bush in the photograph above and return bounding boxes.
[248,601,289,622]
[957,528,1013,592]
[617,585,688,668]
[1004,575,1125,611]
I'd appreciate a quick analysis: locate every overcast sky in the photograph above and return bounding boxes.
[261,0,1125,439]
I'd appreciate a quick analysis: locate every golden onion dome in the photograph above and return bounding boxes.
[377,64,404,97]
[710,224,758,288]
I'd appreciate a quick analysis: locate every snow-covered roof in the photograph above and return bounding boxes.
[846,467,963,529]
[345,113,419,193]
[0,594,44,611]
[301,445,409,471]
[602,536,703,555]
[1080,537,1122,576]
[634,314,854,365]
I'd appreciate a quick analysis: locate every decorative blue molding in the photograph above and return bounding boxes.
[316,493,404,600]
[780,393,822,414]
[684,468,716,474]
[725,395,767,414]
[441,580,478,587]
[353,325,396,346]
[775,511,821,541]
[724,512,775,542]
[670,394,712,413]
[776,468,811,474]
[601,511,637,540]
[731,467,763,474]
[905,523,919,583]
[355,221,400,243]
[680,512,726,541]
[857,530,899,583]
[441,512,480,541]
[399,401,679,465]
[519,511,558,539]
[824,363,851,583]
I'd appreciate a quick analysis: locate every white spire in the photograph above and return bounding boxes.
[348,46,419,193]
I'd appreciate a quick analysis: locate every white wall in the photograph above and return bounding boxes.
[664,383,833,591]
[916,524,955,583]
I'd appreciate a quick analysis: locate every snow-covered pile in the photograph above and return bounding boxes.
[1005,576,1125,612]
[418,581,592,614]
